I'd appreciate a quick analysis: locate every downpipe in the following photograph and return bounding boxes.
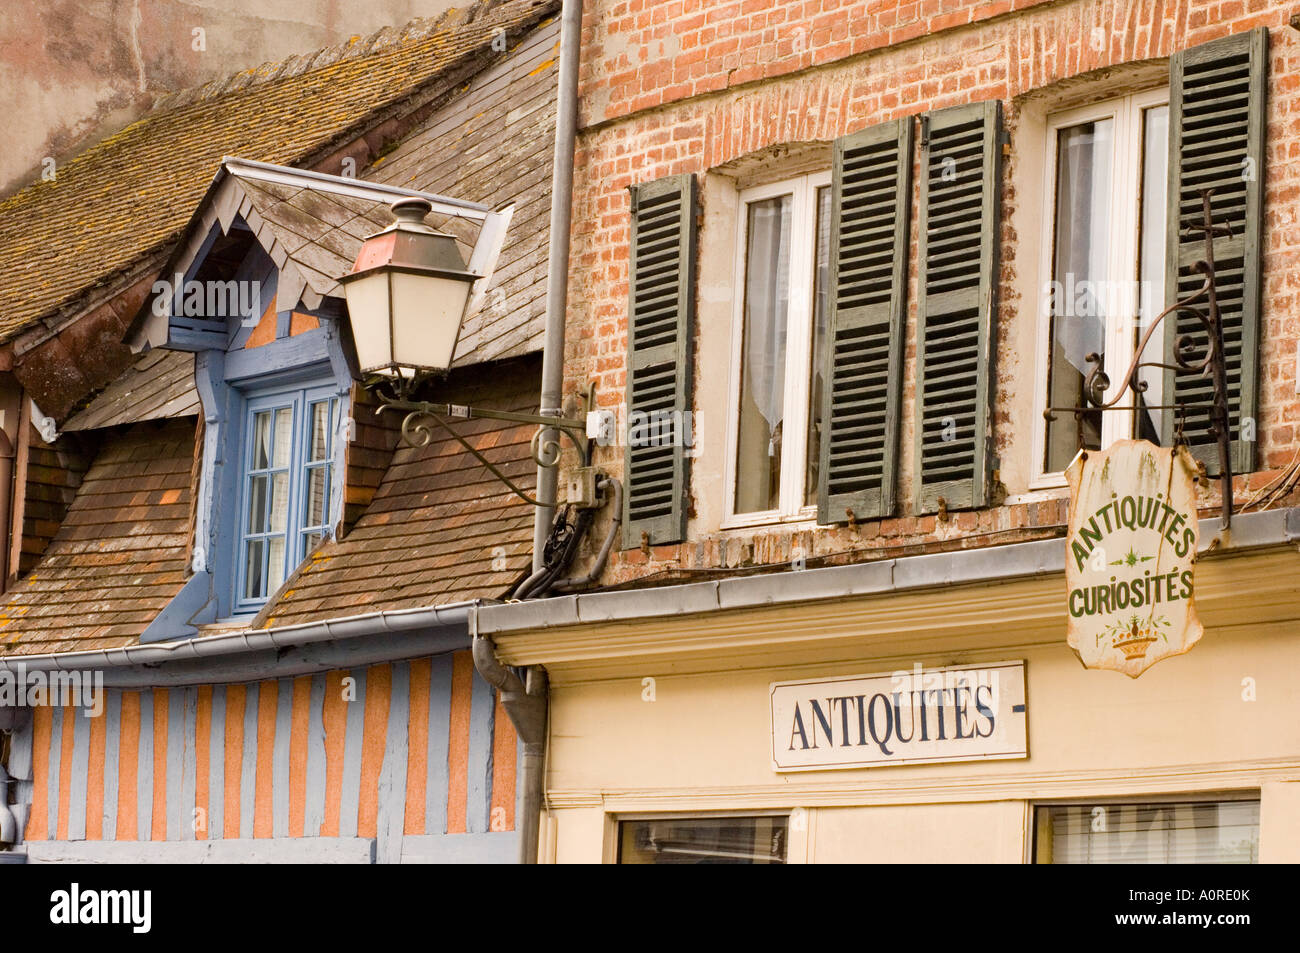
[470,608,547,864]
[532,0,584,571]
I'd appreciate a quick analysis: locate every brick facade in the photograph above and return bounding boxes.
[562,0,1300,584]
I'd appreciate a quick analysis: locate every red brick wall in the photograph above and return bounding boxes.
[565,0,1300,584]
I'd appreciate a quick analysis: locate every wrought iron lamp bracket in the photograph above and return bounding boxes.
[369,374,594,508]
[1043,189,1236,526]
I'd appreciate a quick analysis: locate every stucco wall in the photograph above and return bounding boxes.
[537,581,1300,862]
[0,0,459,196]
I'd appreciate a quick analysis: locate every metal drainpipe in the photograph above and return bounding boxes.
[533,0,584,573]
[470,608,548,864]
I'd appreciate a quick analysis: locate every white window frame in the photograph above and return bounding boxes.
[722,170,831,528]
[1030,86,1169,489]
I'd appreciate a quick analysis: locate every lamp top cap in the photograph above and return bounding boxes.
[390,196,434,225]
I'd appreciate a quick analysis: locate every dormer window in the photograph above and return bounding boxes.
[124,158,508,625]
[236,384,340,609]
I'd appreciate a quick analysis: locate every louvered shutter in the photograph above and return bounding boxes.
[914,101,1002,514]
[623,174,696,548]
[1164,27,1267,476]
[817,119,914,524]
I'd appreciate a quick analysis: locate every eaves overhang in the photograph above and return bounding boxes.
[0,600,489,688]
[477,508,1300,679]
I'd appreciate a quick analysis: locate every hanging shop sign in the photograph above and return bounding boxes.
[770,661,1027,772]
[1065,439,1204,678]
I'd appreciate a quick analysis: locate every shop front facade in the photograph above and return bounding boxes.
[478,512,1300,863]
[471,0,1300,864]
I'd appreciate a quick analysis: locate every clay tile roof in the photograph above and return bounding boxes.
[63,350,199,432]
[253,359,539,630]
[0,417,197,656]
[0,0,559,347]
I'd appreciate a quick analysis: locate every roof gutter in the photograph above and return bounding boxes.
[479,507,1300,636]
[0,601,482,686]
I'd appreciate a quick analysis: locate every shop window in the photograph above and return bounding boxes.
[1033,798,1259,864]
[725,172,832,525]
[618,815,788,864]
[1033,88,1169,483]
[235,383,340,611]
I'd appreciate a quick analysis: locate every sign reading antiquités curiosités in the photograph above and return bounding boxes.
[1065,439,1204,678]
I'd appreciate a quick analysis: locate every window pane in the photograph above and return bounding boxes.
[303,466,327,529]
[272,407,294,467]
[251,411,271,470]
[243,538,265,600]
[804,185,833,507]
[618,816,787,864]
[310,400,331,462]
[246,475,269,534]
[267,536,286,594]
[270,471,290,533]
[1035,801,1259,864]
[735,195,792,514]
[1135,104,1168,443]
[1045,118,1113,472]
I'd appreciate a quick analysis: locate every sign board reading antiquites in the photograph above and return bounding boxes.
[1065,439,1204,678]
[770,661,1027,772]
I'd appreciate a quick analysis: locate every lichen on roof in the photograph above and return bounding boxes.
[0,0,558,345]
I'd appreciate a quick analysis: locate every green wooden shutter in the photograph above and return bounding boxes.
[817,118,914,524]
[914,100,1002,514]
[623,174,696,548]
[1164,27,1267,476]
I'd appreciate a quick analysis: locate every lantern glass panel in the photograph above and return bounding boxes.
[389,271,471,371]
[343,271,395,373]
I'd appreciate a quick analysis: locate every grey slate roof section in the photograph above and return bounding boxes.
[475,507,1300,635]
[369,16,559,367]
[63,350,199,432]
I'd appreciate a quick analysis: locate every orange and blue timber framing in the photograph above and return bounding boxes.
[8,650,519,863]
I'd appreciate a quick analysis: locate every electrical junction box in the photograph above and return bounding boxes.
[565,467,599,509]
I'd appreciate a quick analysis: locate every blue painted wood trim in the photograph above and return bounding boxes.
[238,686,258,839]
[46,707,63,839]
[376,663,410,864]
[102,692,121,840]
[303,674,327,836]
[272,678,293,838]
[223,328,331,385]
[339,668,367,839]
[67,710,90,841]
[196,350,241,619]
[467,669,496,835]
[165,688,185,841]
[207,686,225,840]
[168,328,229,352]
[136,693,154,841]
[399,832,521,864]
[425,655,453,836]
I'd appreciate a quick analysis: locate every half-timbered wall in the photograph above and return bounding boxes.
[8,651,519,863]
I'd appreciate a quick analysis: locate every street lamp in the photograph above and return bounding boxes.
[341,198,595,508]
[339,196,478,377]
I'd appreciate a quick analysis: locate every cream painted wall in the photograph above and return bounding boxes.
[813,802,1028,863]
[540,614,1300,862]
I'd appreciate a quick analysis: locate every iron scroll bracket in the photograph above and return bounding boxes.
[1044,188,1236,527]
[371,376,594,508]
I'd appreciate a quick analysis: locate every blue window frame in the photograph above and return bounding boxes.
[234,383,339,612]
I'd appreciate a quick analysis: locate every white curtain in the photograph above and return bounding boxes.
[743,197,792,454]
[1053,119,1112,374]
